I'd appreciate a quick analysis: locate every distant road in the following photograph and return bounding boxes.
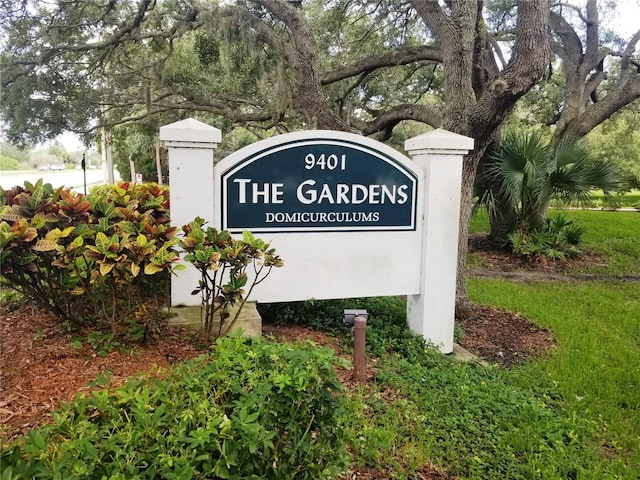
[0,169,118,193]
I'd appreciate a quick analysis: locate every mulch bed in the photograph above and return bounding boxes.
[457,305,556,366]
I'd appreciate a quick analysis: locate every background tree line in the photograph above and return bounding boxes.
[1,0,639,316]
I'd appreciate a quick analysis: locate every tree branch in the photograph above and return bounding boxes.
[468,0,550,144]
[567,76,640,137]
[355,104,444,135]
[549,10,583,64]
[321,46,442,85]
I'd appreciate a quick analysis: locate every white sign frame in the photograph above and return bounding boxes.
[160,120,473,353]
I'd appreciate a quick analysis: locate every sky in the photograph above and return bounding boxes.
[602,0,640,37]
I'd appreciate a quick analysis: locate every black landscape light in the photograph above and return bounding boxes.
[342,309,368,327]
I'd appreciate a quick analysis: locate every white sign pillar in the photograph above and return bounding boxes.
[404,129,474,353]
[159,118,221,306]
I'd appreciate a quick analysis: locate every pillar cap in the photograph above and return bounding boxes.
[405,128,474,153]
[159,118,222,144]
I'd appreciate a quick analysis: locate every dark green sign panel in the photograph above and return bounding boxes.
[220,136,418,233]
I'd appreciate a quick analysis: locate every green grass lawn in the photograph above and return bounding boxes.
[460,207,640,477]
[550,190,640,209]
[468,279,640,475]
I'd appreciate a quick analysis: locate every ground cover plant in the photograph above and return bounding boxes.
[468,279,640,474]
[1,335,349,479]
[2,203,638,478]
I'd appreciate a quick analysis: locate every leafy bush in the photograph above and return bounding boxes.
[259,296,439,363]
[0,180,182,335]
[0,154,23,171]
[180,219,283,340]
[0,335,349,480]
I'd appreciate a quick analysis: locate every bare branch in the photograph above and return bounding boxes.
[550,2,591,26]
[549,10,583,63]
[620,29,640,82]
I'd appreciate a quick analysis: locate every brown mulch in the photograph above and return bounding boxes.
[1,236,573,478]
[0,305,203,440]
[468,233,607,275]
[457,305,556,366]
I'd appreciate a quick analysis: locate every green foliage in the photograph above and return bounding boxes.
[1,335,349,480]
[180,219,283,340]
[0,180,180,335]
[587,110,640,189]
[0,142,30,165]
[507,213,586,260]
[259,296,437,362]
[370,355,600,479]
[111,118,167,183]
[478,131,622,243]
[0,154,23,171]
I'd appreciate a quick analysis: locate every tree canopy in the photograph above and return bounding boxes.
[1,0,639,315]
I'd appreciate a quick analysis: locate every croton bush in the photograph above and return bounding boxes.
[180,218,284,340]
[0,180,182,337]
[0,180,284,343]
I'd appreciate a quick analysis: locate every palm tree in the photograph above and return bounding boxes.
[478,131,621,243]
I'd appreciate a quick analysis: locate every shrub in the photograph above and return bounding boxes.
[0,180,182,335]
[0,154,22,171]
[0,335,350,480]
[259,296,440,363]
[507,213,586,260]
[180,219,283,340]
[601,194,624,211]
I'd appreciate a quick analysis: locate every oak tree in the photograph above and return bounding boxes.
[2,0,638,316]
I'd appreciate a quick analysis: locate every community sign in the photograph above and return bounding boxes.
[219,132,418,233]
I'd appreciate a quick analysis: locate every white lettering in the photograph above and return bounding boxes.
[234,178,251,204]
[351,184,368,204]
[297,179,317,204]
[336,184,350,204]
[397,185,409,205]
[272,183,284,204]
[252,183,269,203]
[368,185,381,204]
[317,184,335,204]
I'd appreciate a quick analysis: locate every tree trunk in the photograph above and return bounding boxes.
[421,0,550,318]
[455,149,482,319]
[550,0,640,145]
